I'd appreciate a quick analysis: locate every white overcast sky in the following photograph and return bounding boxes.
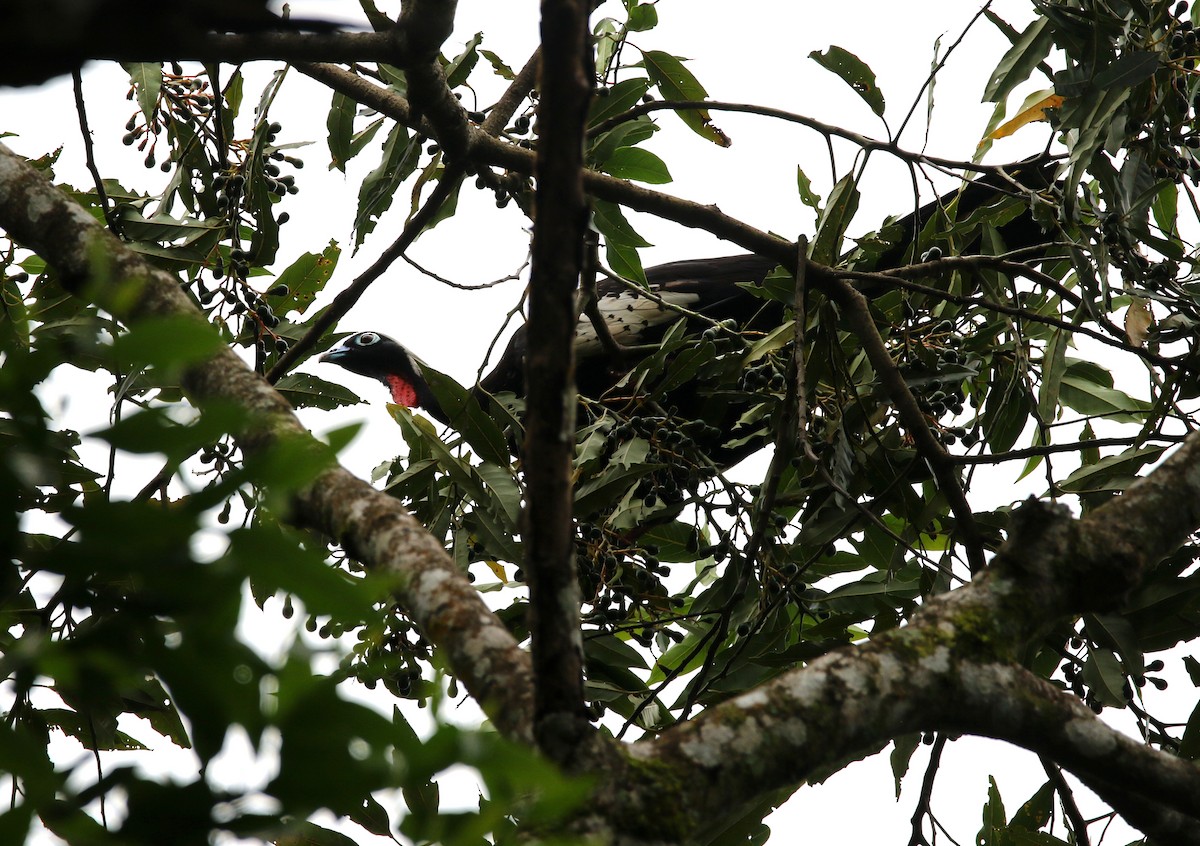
[3,0,1180,842]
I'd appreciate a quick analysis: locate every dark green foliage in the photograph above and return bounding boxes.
[6,2,1200,844]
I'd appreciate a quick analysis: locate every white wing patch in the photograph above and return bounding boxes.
[574,289,701,354]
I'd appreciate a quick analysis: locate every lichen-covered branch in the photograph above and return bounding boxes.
[0,142,537,744]
[625,459,1200,839]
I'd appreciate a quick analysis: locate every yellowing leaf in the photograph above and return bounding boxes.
[485,560,508,583]
[1125,297,1153,348]
[985,94,1064,141]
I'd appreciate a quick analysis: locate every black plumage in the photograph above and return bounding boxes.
[320,254,782,427]
[320,159,1059,450]
[477,254,783,402]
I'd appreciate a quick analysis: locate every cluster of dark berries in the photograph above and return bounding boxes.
[576,523,681,633]
[262,154,301,200]
[212,172,245,215]
[700,317,742,343]
[331,610,431,699]
[603,414,718,495]
[198,440,234,468]
[760,560,808,605]
[256,122,302,199]
[1168,2,1195,66]
[122,69,213,171]
[739,356,787,393]
[1061,644,1168,716]
[1152,2,1200,185]
[472,166,532,209]
[903,322,983,438]
[196,271,290,352]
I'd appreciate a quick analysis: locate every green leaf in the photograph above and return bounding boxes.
[594,17,621,77]
[112,316,224,371]
[1152,179,1179,238]
[593,200,652,249]
[810,174,859,264]
[1009,780,1054,831]
[1037,328,1067,423]
[229,525,374,620]
[591,118,658,170]
[585,634,649,670]
[599,147,673,183]
[809,46,885,116]
[347,116,385,163]
[795,164,822,210]
[1058,374,1151,420]
[1092,50,1160,90]
[123,63,162,125]
[593,199,650,284]
[981,361,1029,454]
[1085,614,1144,678]
[39,709,147,750]
[589,78,652,128]
[640,50,731,146]
[92,404,245,464]
[421,367,511,467]
[889,734,921,798]
[445,32,483,89]
[1185,655,1200,686]
[275,373,362,411]
[627,2,658,31]
[270,241,341,316]
[977,776,1007,844]
[982,18,1053,104]
[1059,444,1166,494]
[355,122,421,248]
[220,69,244,141]
[479,49,515,80]
[114,209,223,246]
[1082,647,1127,707]
[326,91,356,172]
[276,822,362,846]
[1180,698,1200,759]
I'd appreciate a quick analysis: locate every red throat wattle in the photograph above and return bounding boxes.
[385,373,420,407]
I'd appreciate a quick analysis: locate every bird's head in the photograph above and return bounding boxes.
[320,331,437,411]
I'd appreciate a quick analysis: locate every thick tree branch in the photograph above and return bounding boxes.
[523,0,592,758]
[0,143,537,744]
[624,436,1200,840]
[1,24,403,87]
[396,0,471,160]
[481,50,541,136]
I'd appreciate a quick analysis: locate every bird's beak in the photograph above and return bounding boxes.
[318,343,346,363]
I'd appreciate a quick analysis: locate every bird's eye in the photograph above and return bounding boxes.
[356,332,380,346]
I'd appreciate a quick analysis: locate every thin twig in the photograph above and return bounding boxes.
[265,167,464,383]
[1041,756,1092,846]
[588,98,1064,178]
[71,69,115,232]
[830,279,987,573]
[401,251,527,290]
[907,734,947,846]
[952,435,1185,464]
